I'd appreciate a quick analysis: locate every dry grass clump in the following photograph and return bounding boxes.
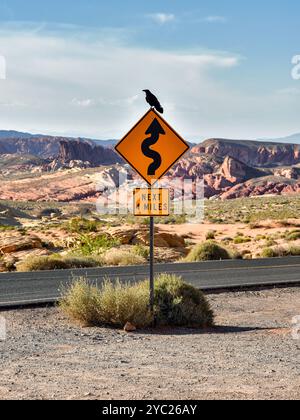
[17,255,102,272]
[102,249,146,266]
[60,274,214,329]
[185,241,231,262]
[261,245,300,259]
[60,278,152,328]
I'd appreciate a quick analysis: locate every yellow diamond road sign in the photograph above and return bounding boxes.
[115,109,190,185]
[134,188,170,217]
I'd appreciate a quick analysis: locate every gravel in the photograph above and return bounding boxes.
[0,287,299,400]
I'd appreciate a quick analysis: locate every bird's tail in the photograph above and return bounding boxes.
[156,106,164,114]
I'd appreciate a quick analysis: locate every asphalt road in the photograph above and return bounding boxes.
[0,257,300,308]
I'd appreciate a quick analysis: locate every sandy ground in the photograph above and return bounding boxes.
[157,221,300,258]
[0,287,299,400]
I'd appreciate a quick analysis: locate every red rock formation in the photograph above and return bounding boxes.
[58,140,121,166]
[192,138,300,167]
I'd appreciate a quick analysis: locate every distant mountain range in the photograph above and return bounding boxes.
[2,131,300,201]
[257,133,300,144]
[1,129,300,146]
[0,130,117,148]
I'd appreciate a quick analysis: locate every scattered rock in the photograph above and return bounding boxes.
[0,234,43,254]
[124,322,137,333]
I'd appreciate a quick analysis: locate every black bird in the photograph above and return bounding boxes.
[143,90,164,114]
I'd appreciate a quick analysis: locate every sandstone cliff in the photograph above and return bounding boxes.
[57,140,121,166]
[193,138,300,167]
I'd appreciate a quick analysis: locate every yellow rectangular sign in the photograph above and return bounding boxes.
[133,188,170,217]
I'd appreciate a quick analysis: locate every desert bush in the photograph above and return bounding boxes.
[61,278,152,328]
[261,248,279,258]
[261,245,300,259]
[60,279,103,325]
[103,249,146,266]
[75,234,119,256]
[286,230,300,241]
[60,275,214,329]
[0,224,16,231]
[154,274,214,328]
[288,246,300,256]
[234,236,251,244]
[17,255,102,272]
[185,241,231,262]
[66,218,102,234]
[206,230,216,240]
[133,244,150,260]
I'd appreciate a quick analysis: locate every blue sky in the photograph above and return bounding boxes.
[0,0,299,140]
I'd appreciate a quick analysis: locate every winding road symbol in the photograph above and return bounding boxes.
[141,118,166,176]
[114,108,190,186]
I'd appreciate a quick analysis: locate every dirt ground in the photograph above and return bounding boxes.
[157,220,300,259]
[0,287,299,400]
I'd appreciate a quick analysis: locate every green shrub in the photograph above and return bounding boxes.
[133,244,150,260]
[154,274,214,328]
[288,246,300,256]
[206,231,216,240]
[261,248,279,258]
[66,218,102,234]
[185,241,231,262]
[261,245,300,258]
[17,255,102,272]
[286,231,300,241]
[60,275,214,329]
[75,234,119,256]
[234,236,251,244]
[0,225,16,232]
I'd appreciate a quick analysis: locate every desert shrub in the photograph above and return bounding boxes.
[261,245,300,258]
[261,248,279,258]
[60,275,214,329]
[0,224,16,231]
[286,230,300,241]
[288,246,300,256]
[75,234,119,256]
[234,236,251,244]
[154,274,214,328]
[103,249,146,266]
[133,244,150,260]
[17,255,102,272]
[60,279,103,325]
[255,235,266,242]
[229,249,243,260]
[66,218,102,234]
[185,241,231,262]
[60,278,151,327]
[206,230,216,240]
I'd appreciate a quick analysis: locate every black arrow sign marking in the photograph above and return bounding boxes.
[141,118,166,176]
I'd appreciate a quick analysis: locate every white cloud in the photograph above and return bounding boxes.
[0,25,242,139]
[148,13,175,25]
[0,24,298,140]
[204,16,227,23]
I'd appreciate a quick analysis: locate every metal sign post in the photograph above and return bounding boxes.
[149,216,155,316]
